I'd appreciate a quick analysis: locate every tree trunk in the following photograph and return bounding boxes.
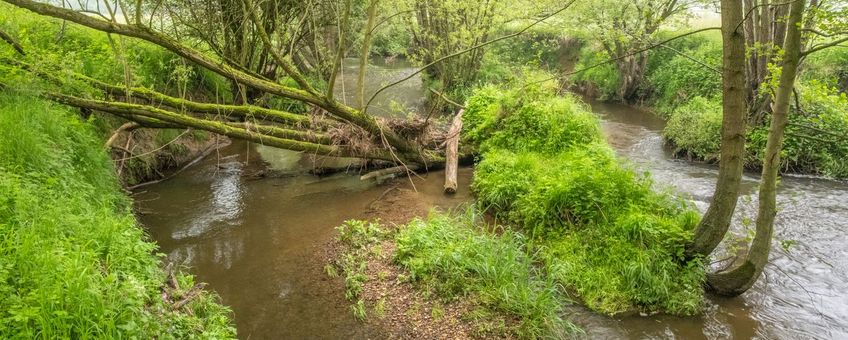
[615,53,647,102]
[444,109,463,194]
[357,0,379,109]
[687,0,749,258]
[707,0,804,296]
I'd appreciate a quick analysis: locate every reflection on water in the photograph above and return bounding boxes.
[333,58,427,117]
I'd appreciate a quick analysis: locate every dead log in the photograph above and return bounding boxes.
[360,164,420,181]
[444,109,464,194]
[173,283,207,310]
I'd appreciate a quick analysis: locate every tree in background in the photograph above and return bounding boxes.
[568,0,701,102]
[404,0,501,107]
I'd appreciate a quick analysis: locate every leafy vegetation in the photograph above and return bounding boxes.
[663,83,848,178]
[395,211,578,338]
[467,84,705,315]
[0,93,235,338]
[0,3,225,185]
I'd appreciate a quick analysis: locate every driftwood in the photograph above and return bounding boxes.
[444,109,464,194]
[173,283,208,310]
[360,164,421,181]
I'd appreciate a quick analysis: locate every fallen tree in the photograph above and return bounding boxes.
[0,0,571,175]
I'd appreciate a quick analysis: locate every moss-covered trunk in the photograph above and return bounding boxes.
[687,0,749,257]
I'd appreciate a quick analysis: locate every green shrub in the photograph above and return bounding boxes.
[0,93,235,338]
[665,84,848,178]
[395,212,578,338]
[802,47,848,91]
[465,85,705,315]
[462,84,601,154]
[663,96,723,161]
[572,48,620,100]
[647,39,722,117]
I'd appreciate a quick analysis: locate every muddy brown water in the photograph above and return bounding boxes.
[135,61,848,339]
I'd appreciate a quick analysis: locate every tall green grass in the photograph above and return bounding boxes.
[395,211,579,338]
[467,84,706,316]
[0,93,235,338]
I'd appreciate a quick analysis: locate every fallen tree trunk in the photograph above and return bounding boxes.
[444,109,464,194]
[360,164,421,181]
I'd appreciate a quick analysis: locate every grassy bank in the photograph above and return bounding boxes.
[0,92,235,338]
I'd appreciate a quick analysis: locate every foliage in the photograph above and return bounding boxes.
[571,48,620,100]
[646,34,722,117]
[0,3,229,99]
[664,84,848,178]
[801,47,848,92]
[488,25,565,71]
[663,96,723,161]
[564,0,699,100]
[332,220,388,318]
[394,211,578,338]
[0,93,235,338]
[466,84,706,315]
[750,82,848,178]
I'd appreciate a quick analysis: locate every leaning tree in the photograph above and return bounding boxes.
[0,0,572,176]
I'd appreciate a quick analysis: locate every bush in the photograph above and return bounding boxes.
[647,38,722,117]
[462,84,601,153]
[664,84,848,178]
[0,93,235,338]
[571,48,620,100]
[663,96,723,161]
[466,85,705,315]
[802,47,848,92]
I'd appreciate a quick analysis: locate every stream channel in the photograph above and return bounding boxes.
[135,59,848,339]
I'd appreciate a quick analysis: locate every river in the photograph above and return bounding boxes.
[134,60,848,339]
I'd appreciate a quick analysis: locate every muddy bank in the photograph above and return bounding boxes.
[106,122,227,187]
[326,185,499,339]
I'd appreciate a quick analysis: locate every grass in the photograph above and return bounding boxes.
[0,93,235,338]
[395,211,578,338]
[329,82,708,337]
[332,220,387,312]
[467,83,706,316]
[1,3,228,185]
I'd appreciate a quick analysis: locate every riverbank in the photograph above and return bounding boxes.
[0,93,235,338]
[572,31,848,179]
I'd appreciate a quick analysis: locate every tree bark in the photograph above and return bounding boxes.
[707,0,804,296]
[444,109,463,194]
[357,0,379,109]
[3,0,420,161]
[687,0,749,258]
